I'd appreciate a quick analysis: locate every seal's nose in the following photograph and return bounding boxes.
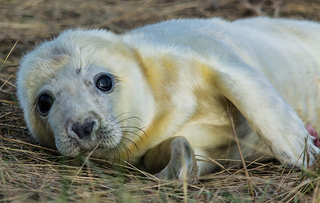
[72,119,96,139]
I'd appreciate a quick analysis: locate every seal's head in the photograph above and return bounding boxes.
[17,29,155,159]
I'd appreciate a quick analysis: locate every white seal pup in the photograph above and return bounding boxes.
[17,17,320,180]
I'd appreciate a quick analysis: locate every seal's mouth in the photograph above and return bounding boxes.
[77,140,100,152]
[79,141,102,155]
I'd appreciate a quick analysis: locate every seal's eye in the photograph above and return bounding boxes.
[96,74,114,93]
[38,93,54,115]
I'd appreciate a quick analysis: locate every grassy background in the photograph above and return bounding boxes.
[1,0,320,202]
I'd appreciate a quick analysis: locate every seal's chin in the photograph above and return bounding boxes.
[55,136,82,157]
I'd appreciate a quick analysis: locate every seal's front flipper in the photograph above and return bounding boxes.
[141,136,198,181]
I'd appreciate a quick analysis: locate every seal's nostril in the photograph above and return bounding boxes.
[84,120,95,136]
[72,120,96,139]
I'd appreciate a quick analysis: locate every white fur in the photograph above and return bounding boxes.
[17,17,320,176]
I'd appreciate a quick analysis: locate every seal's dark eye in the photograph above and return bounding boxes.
[38,93,54,115]
[96,74,114,93]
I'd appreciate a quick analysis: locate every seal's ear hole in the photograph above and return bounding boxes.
[37,91,54,116]
[95,73,114,93]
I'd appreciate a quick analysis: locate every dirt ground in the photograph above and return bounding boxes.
[1,0,320,202]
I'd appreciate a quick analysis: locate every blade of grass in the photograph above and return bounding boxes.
[227,101,254,197]
[0,39,19,72]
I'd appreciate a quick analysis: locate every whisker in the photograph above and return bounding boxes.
[120,126,144,132]
[111,147,116,164]
[115,116,143,125]
[121,125,148,139]
[120,140,132,155]
[79,47,82,70]
[85,45,99,71]
[118,141,131,163]
[122,130,144,143]
[87,57,98,72]
[114,145,122,164]
[110,112,130,123]
[121,137,138,151]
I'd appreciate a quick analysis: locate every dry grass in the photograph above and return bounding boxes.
[1,0,320,202]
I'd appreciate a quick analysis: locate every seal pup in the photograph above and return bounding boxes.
[17,17,320,180]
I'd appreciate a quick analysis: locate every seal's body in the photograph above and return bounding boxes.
[17,17,320,180]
